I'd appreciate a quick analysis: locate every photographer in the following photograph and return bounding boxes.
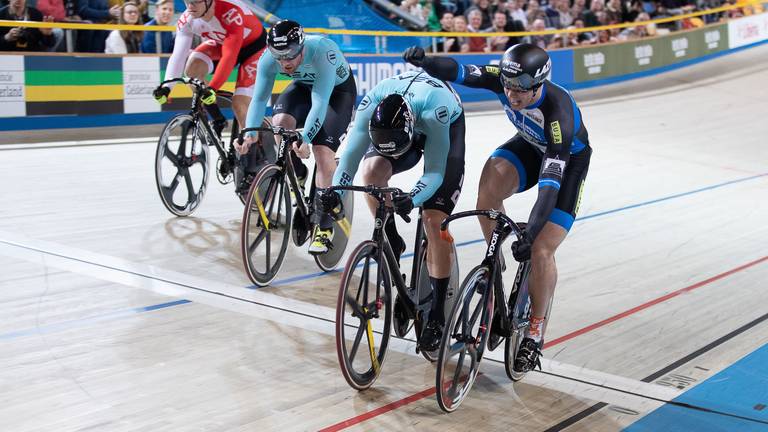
[0,0,55,51]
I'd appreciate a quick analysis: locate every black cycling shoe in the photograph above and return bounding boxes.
[418,320,443,352]
[393,295,411,338]
[235,172,255,197]
[514,337,543,373]
[389,232,406,265]
[213,118,227,140]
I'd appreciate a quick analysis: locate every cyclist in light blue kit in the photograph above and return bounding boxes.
[242,20,356,254]
[319,70,466,351]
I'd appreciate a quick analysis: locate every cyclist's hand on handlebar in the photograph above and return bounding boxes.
[511,230,532,262]
[153,85,170,104]
[290,135,310,159]
[403,46,426,67]
[236,134,259,155]
[392,193,414,221]
[201,87,217,105]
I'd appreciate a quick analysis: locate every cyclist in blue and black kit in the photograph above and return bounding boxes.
[404,44,592,372]
[318,70,466,351]
[241,19,356,254]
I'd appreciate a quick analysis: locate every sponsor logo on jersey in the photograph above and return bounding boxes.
[550,121,562,144]
[357,95,371,111]
[435,106,449,124]
[543,157,565,178]
[307,118,322,140]
[411,180,427,197]
[485,65,500,75]
[336,64,347,79]
[468,65,482,76]
[327,50,337,65]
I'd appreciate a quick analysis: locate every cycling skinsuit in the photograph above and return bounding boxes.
[420,57,591,235]
[166,0,266,96]
[334,70,466,215]
[245,35,356,151]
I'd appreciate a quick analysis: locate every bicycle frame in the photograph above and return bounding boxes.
[440,210,530,337]
[329,185,427,321]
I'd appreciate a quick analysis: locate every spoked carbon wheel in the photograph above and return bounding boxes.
[335,241,392,391]
[435,265,494,413]
[240,164,292,287]
[155,114,210,216]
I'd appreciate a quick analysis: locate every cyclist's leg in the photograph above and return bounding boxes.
[232,48,262,131]
[272,82,310,181]
[476,135,539,243]
[310,79,355,191]
[528,146,591,340]
[186,40,218,82]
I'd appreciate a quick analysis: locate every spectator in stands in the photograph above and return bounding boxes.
[571,0,587,19]
[32,0,66,50]
[526,0,548,26]
[484,10,515,51]
[546,33,565,48]
[465,0,493,29]
[527,17,551,48]
[563,25,581,45]
[433,11,454,51]
[77,0,120,52]
[141,0,173,53]
[505,0,528,26]
[466,7,487,51]
[605,0,624,23]
[594,28,618,43]
[400,0,424,18]
[104,0,142,53]
[554,0,574,27]
[581,0,605,27]
[445,14,470,51]
[0,0,56,51]
[572,18,594,42]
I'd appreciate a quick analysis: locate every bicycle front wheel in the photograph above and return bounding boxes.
[335,241,392,391]
[155,114,210,216]
[435,265,494,413]
[240,164,292,287]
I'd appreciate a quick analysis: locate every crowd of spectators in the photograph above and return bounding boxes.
[0,0,176,52]
[389,0,765,52]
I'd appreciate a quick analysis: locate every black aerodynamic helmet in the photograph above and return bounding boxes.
[499,43,552,91]
[369,94,414,158]
[267,19,305,60]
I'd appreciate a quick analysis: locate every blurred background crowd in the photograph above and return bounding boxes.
[0,0,763,54]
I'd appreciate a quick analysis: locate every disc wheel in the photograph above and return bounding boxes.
[315,189,355,272]
[240,164,292,287]
[155,114,210,216]
[414,239,460,362]
[335,241,392,390]
[435,265,494,413]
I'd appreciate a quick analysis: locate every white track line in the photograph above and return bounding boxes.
[0,230,681,410]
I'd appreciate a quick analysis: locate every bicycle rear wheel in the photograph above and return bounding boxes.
[335,241,392,390]
[241,164,292,287]
[435,265,494,413]
[155,114,210,216]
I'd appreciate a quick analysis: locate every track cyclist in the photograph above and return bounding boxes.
[241,19,357,255]
[152,0,267,191]
[319,70,466,352]
[404,43,592,372]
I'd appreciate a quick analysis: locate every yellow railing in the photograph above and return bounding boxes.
[0,0,762,43]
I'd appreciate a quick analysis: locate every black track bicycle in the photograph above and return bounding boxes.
[434,209,551,412]
[332,185,459,391]
[237,126,354,287]
[154,77,275,216]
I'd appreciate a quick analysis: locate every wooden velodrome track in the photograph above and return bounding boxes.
[1,44,767,431]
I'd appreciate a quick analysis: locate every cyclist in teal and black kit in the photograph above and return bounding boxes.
[241,20,356,255]
[318,70,466,351]
[404,44,592,372]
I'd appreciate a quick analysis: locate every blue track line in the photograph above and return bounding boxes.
[3,172,765,340]
[0,299,191,341]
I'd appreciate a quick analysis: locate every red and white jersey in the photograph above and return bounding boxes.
[165,0,265,90]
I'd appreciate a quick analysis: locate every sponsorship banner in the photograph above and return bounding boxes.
[0,55,26,117]
[728,12,768,48]
[702,23,729,54]
[123,57,161,114]
[573,44,621,82]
